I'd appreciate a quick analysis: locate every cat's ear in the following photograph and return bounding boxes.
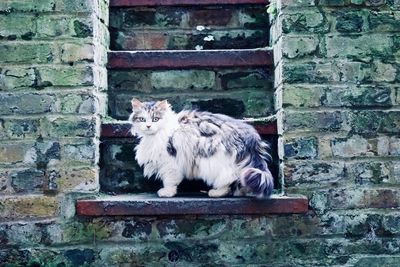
[155,99,170,111]
[131,98,143,111]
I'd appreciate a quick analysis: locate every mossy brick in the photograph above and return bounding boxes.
[347,161,391,185]
[42,117,98,138]
[284,136,318,159]
[389,136,400,156]
[331,135,374,157]
[38,66,93,87]
[0,143,33,165]
[310,188,400,212]
[0,67,36,90]
[325,34,393,58]
[0,43,57,64]
[284,160,346,187]
[354,257,400,267]
[324,86,392,108]
[54,0,94,12]
[151,70,216,91]
[281,10,329,34]
[36,15,70,38]
[282,62,338,83]
[371,61,397,82]
[0,171,7,192]
[0,14,36,39]
[219,68,272,90]
[61,43,94,63]
[368,11,400,32]
[346,111,400,135]
[334,10,365,32]
[109,70,152,93]
[283,110,344,132]
[0,118,40,140]
[335,61,372,83]
[62,220,111,244]
[188,8,236,27]
[11,169,44,193]
[0,0,56,12]
[58,93,97,114]
[279,0,316,8]
[111,30,169,50]
[120,8,157,27]
[282,35,319,58]
[0,196,58,220]
[238,7,269,29]
[72,20,93,38]
[282,85,324,108]
[318,0,346,5]
[0,93,55,115]
[57,167,98,193]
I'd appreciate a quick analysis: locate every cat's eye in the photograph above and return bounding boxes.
[137,117,146,122]
[152,117,160,122]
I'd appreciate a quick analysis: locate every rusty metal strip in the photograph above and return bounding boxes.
[108,49,273,69]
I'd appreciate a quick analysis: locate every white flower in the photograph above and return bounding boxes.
[196,25,206,31]
[195,45,203,50]
[203,35,214,41]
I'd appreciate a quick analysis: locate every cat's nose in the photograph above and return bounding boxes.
[146,125,151,129]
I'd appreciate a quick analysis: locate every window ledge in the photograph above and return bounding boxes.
[76,194,308,216]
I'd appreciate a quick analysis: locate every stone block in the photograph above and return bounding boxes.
[0,196,58,220]
[284,160,346,187]
[151,70,216,91]
[0,43,57,64]
[11,169,44,193]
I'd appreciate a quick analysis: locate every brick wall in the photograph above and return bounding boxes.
[1,0,400,266]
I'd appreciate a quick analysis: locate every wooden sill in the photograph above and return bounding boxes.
[110,0,269,7]
[76,194,308,216]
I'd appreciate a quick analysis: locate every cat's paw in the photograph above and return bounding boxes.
[208,187,230,198]
[157,187,177,197]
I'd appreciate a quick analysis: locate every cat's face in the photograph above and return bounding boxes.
[129,99,171,136]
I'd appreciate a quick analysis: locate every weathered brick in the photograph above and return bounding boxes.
[354,257,400,267]
[0,118,41,140]
[284,160,346,187]
[0,143,32,165]
[282,85,324,108]
[283,110,344,132]
[0,14,36,39]
[38,66,93,87]
[0,43,57,64]
[239,6,269,29]
[347,161,391,185]
[109,70,152,93]
[151,70,216,91]
[0,93,55,115]
[62,142,97,165]
[282,35,319,58]
[0,196,58,220]
[42,117,98,138]
[54,0,94,12]
[346,111,400,135]
[282,62,339,83]
[368,11,400,32]
[189,8,236,27]
[61,43,94,63]
[333,10,365,32]
[57,167,98,192]
[324,34,393,58]
[11,169,44,193]
[219,68,272,90]
[284,136,318,159]
[282,10,329,34]
[58,93,97,114]
[0,0,56,12]
[0,170,8,193]
[371,61,397,82]
[0,67,36,91]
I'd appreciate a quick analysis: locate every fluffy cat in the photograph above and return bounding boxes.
[128,98,274,198]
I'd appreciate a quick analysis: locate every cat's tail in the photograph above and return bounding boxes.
[240,167,274,198]
[239,140,274,198]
